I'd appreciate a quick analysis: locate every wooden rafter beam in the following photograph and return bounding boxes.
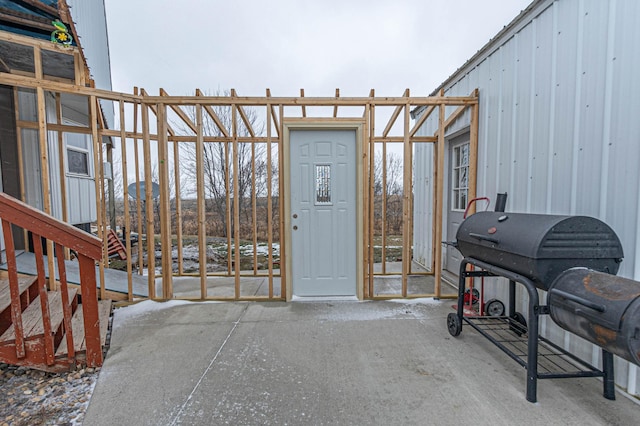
[160,88,197,134]
[0,11,54,31]
[441,89,478,130]
[363,89,374,118]
[409,105,435,137]
[232,89,256,138]
[141,88,175,136]
[23,0,59,16]
[382,88,409,137]
[266,88,280,137]
[197,88,230,138]
[300,89,306,117]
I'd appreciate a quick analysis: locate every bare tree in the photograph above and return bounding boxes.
[373,151,404,235]
[177,91,267,238]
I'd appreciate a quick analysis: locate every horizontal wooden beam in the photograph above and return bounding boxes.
[0,71,138,102]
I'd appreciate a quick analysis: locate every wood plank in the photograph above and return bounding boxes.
[0,275,37,314]
[56,299,112,357]
[0,289,76,343]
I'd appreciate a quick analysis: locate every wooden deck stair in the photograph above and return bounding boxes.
[0,275,112,371]
[0,191,111,372]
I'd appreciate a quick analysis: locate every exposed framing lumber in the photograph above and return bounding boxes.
[0,70,479,301]
[266,104,274,297]
[410,105,436,137]
[157,103,173,299]
[140,91,155,299]
[382,89,410,138]
[119,99,133,301]
[196,104,207,299]
[433,99,446,298]
[232,98,240,298]
[132,87,143,276]
[401,102,411,297]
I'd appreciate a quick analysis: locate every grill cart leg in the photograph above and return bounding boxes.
[602,350,616,400]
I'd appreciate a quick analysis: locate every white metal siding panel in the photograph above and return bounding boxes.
[414,0,640,395]
[66,176,97,224]
[67,0,114,128]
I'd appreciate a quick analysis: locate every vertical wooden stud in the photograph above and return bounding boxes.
[279,104,286,297]
[434,102,446,299]
[196,103,207,299]
[89,95,105,300]
[119,100,133,300]
[266,100,274,297]
[157,102,173,299]
[232,92,240,297]
[141,93,155,299]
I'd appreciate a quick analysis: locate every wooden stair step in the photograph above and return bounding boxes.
[0,288,77,344]
[0,275,38,314]
[55,300,112,357]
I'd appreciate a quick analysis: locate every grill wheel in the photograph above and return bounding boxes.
[510,312,528,336]
[447,313,462,337]
[484,299,505,316]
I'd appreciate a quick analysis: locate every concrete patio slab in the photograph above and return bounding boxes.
[84,300,640,425]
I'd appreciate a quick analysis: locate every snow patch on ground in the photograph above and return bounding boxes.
[388,297,443,305]
[113,300,221,329]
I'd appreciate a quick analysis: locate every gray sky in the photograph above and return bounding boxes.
[104,0,532,97]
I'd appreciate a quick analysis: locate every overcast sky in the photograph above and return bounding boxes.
[104,0,532,98]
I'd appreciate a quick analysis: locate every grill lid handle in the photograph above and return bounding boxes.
[549,288,607,313]
[468,232,500,245]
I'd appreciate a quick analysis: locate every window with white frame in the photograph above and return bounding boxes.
[452,142,469,211]
[65,132,92,176]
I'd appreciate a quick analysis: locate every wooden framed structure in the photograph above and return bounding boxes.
[0,57,479,301]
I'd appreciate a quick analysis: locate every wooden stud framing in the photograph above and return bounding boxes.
[133,88,143,276]
[368,97,375,297]
[13,87,29,247]
[468,89,480,217]
[119,99,133,301]
[0,66,480,301]
[231,91,240,298]
[140,91,155,299]
[266,99,274,297]
[89,95,106,300]
[401,102,411,297]
[157,103,173,299]
[278,104,286,297]
[433,100,446,299]
[381,140,387,275]
[196,103,207,299]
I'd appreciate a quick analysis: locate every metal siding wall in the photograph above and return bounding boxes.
[414,0,640,395]
[67,0,114,128]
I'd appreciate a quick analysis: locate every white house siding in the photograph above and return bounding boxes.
[414,0,640,395]
[67,0,114,129]
[17,89,96,225]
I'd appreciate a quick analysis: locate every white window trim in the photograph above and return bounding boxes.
[63,118,93,178]
[451,142,469,212]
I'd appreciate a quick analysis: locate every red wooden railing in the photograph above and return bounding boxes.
[0,192,103,368]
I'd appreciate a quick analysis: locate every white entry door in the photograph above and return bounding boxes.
[290,129,357,297]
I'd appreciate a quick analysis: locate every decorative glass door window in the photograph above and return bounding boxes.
[452,143,469,211]
[315,164,332,204]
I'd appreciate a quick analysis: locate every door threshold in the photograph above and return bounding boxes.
[291,295,359,302]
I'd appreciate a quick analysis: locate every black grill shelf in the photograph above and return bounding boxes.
[449,257,616,403]
[463,316,605,380]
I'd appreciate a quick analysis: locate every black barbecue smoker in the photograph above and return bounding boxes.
[446,211,640,403]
